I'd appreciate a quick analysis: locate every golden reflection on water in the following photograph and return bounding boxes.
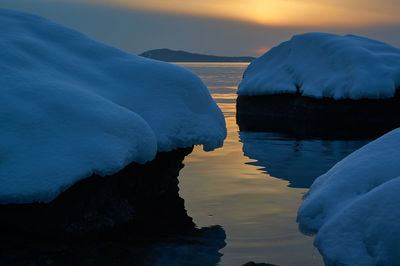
[208,93,238,100]
[177,63,323,266]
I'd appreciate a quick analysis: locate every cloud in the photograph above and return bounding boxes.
[250,46,271,56]
[68,0,400,27]
[1,0,400,57]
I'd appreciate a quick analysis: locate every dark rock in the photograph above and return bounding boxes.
[0,147,194,238]
[0,147,227,265]
[242,261,277,266]
[236,94,400,139]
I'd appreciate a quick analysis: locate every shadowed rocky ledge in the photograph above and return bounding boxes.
[0,147,226,265]
[0,147,194,237]
[236,93,400,139]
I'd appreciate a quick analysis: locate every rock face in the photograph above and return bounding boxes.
[0,147,227,265]
[0,147,194,238]
[236,93,400,139]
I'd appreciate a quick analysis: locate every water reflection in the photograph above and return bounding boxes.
[178,63,324,265]
[239,132,369,188]
[177,62,375,265]
[0,225,226,266]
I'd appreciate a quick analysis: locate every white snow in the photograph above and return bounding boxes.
[0,9,226,204]
[297,128,400,265]
[238,32,400,100]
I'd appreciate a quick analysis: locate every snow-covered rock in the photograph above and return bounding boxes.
[238,32,400,100]
[297,128,400,265]
[0,9,226,204]
[236,33,400,138]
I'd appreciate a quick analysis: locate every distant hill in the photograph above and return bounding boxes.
[139,49,255,62]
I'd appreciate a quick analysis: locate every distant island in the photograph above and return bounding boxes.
[139,49,255,62]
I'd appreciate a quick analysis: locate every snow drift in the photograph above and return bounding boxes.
[297,128,400,265]
[238,32,400,100]
[0,9,226,204]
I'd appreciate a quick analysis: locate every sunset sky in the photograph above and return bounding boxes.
[2,0,400,56]
[90,0,400,27]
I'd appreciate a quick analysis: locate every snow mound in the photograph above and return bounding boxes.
[238,32,400,100]
[0,9,226,204]
[297,128,400,265]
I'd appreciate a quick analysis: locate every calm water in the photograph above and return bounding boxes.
[176,63,368,266]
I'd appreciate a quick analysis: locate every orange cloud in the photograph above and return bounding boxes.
[83,0,400,27]
[251,46,270,55]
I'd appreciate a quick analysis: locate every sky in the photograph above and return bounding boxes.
[2,0,400,56]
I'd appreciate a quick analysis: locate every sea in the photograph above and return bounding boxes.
[175,62,369,266]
